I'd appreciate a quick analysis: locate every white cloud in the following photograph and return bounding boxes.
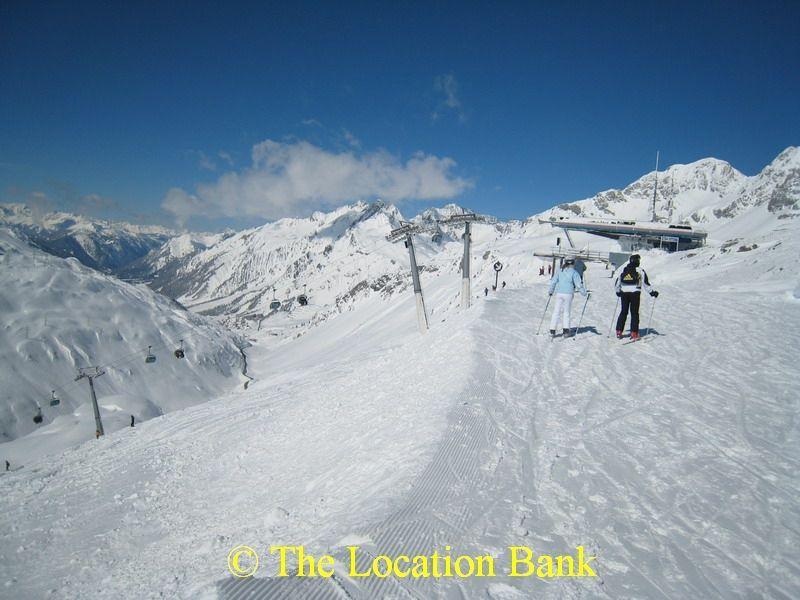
[161,188,204,227]
[342,128,361,149]
[162,139,471,223]
[217,151,234,166]
[433,74,466,122]
[198,151,216,171]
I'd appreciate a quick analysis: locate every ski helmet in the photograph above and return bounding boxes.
[630,254,641,266]
[564,258,575,266]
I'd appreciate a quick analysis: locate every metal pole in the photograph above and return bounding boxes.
[607,296,620,337]
[77,368,105,437]
[573,292,591,339]
[406,234,429,334]
[536,294,552,335]
[652,150,660,222]
[87,375,104,437]
[461,222,471,309]
[646,296,657,337]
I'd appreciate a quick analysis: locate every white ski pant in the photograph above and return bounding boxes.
[549,293,574,330]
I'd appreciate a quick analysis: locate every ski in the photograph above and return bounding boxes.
[552,331,577,341]
[621,335,656,346]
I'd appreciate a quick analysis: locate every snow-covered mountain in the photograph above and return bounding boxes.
[132,147,798,332]
[136,201,419,324]
[0,228,248,460]
[542,146,800,228]
[0,204,174,271]
[116,230,234,287]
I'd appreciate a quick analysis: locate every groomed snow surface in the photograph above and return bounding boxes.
[1,241,799,599]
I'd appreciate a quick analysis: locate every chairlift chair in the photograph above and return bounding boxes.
[145,345,157,364]
[269,286,281,310]
[33,406,43,424]
[49,390,60,407]
[174,339,185,359]
[297,285,309,306]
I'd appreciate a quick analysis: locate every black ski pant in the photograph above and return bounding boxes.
[616,291,641,333]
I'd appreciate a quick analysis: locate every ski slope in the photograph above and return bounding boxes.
[1,244,798,598]
[0,228,248,460]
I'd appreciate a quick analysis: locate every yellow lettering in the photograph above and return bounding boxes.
[411,555,429,578]
[373,555,392,578]
[577,546,597,577]
[231,547,255,574]
[442,546,452,577]
[296,546,314,577]
[556,554,575,576]
[475,555,495,577]
[317,555,334,578]
[536,554,555,578]
[454,556,474,577]
[269,545,296,577]
[431,551,441,577]
[508,546,535,577]
[391,555,409,578]
[348,546,371,577]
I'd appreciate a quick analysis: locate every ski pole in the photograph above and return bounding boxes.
[573,292,590,339]
[536,294,552,335]
[646,295,657,337]
[607,296,620,337]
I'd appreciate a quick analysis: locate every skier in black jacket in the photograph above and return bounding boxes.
[614,254,658,340]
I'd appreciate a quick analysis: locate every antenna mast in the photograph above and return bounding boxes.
[651,150,660,222]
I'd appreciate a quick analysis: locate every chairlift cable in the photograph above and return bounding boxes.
[41,322,201,406]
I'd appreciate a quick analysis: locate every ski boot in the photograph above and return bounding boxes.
[549,329,556,338]
[630,331,640,341]
[562,328,573,338]
[616,330,623,339]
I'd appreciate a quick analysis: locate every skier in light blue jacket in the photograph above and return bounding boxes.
[547,258,588,338]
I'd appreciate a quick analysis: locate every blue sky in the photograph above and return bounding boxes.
[1,1,798,229]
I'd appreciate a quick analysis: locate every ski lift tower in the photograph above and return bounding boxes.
[387,222,430,334]
[76,366,105,437]
[438,212,495,309]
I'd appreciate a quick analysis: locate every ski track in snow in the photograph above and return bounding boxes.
[1,273,799,599]
[217,283,800,599]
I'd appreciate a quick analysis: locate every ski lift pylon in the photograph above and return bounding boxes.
[145,345,156,364]
[174,339,185,359]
